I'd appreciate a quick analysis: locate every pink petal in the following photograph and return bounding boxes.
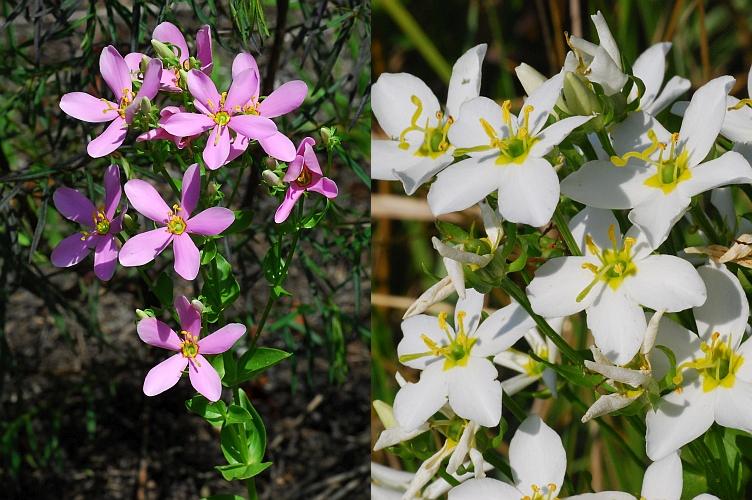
[203,126,231,170]
[175,295,202,336]
[99,45,131,99]
[274,186,304,223]
[181,163,201,217]
[137,317,182,350]
[196,25,213,74]
[173,233,200,280]
[259,132,296,162]
[123,179,171,223]
[225,69,256,111]
[87,117,128,158]
[259,80,307,118]
[283,155,304,182]
[93,235,118,281]
[53,187,95,225]
[296,136,316,156]
[161,112,215,137]
[153,21,190,62]
[187,70,221,112]
[231,53,260,97]
[303,142,323,175]
[308,176,338,199]
[103,164,121,219]
[59,92,118,123]
[51,232,92,267]
[187,354,222,401]
[198,323,246,354]
[118,228,172,267]
[225,134,250,164]
[227,114,276,140]
[143,353,188,396]
[187,207,235,235]
[134,58,162,100]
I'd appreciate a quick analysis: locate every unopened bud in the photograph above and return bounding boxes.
[262,169,283,187]
[190,299,204,313]
[515,63,547,96]
[151,40,179,64]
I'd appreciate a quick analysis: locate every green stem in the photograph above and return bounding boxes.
[553,207,582,256]
[378,0,452,83]
[500,278,583,365]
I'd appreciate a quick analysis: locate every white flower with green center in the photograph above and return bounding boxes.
[427,74,592,226]
[494,318,564,397]
[393,289,535,429]
[561,76,752,249]
[371,44,487,195]
[527,207,706,365]
[645,262,752,461]
[447,416,566,500]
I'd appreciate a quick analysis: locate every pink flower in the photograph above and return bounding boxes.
[161,70,278,170]
[127,22,213,92]
[139,296,245,402]
[51,165,123,281]
[224,53,307,164]
[136,106,196,148]
[118,163,235,280]
[59,46,162,158]
[275,137,338,223]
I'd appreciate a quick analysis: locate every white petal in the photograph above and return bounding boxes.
[398,314,452,370]
[447,357,502,426]
[715,382,752,434]
[681,151,752,199]
[509,416,566,496]
[372,72,441,139]
[645,378,716,461]
[630,42,671,107]
[721,96,752,143]
[522,72,564,136]
[427,157,498,215]
[679,76,735,167]
[641,451,683,500]
[393,363,449,430]
[448,478,520,500]
[515,63,547,96]
[560,160,652,209]
[497,157,559,227]
[611,110,672,157]
[629,191,691,250]
[569,206,622,253]
[530,115,593,157]
[395,154,455,195]
[649,315,702,380]
[591,11,622,70]
[473,301,536,356]
[446,44,487,119]
[448,97,504,153]
[456,287,485,335]
[527,256,600,316]
[587,287,647,365]
[694,263,748,346]
[625,255,706,312]
[645,75,691,115]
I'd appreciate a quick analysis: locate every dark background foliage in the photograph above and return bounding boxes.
[0,0,371,498]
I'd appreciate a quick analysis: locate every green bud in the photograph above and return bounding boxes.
[151,40,179,65]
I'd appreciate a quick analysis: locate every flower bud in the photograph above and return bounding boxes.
[151,40,179,65]
[515,63,547,96]
[262,169,283,187]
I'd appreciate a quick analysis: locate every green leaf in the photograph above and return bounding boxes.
[153,272,173,307]
[215,462,272,481]
[185,396,227,427]
[225,405,253,426]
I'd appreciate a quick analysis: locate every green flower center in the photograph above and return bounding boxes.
[180,330,200,359]
[577,224,637,302]
[611,130,692,194]
[398,311,477,371]
[398,95,452,159]
[673,332,744,392]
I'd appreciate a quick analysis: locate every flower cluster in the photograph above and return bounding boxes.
[373,10,752,499]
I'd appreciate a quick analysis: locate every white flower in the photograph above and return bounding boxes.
[393,289,535,428]
[645,262,752,461]
[427,73,592,225]
[371,44,487,194]
[494,318,564,397]
[447,415,567,500]
[561,76,752,249]
[526,207,706,365]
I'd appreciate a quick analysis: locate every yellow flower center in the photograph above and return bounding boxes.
[521,483,559,500]
[577,224,637,302]
[611,130,692,194]
[398,95,453,159]
[398,311,477,370]
[673,332,744,392]
[179,330,200,359]
[166,204,187,235]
